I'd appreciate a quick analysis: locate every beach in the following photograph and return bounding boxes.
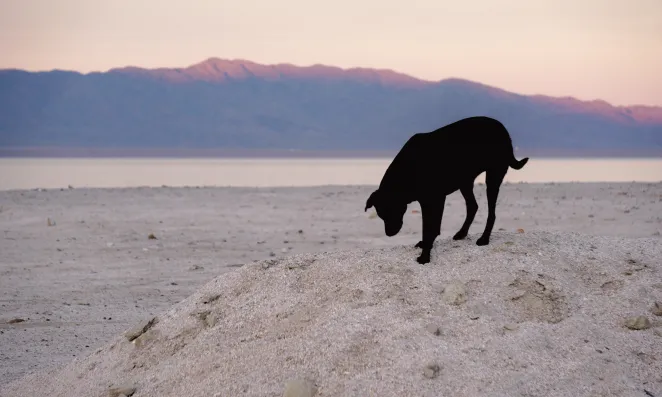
[1,182,661,395]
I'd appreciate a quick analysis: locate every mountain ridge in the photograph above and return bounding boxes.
[1,57,661,152]
[6,58,660,106]
[111,58,662,125]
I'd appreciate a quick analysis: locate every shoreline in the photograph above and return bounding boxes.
[1,162,662,191]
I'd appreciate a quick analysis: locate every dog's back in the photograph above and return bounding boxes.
[380,116,524,195]
[424,116,514,161]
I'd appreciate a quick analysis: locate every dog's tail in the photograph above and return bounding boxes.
[501,122,528,170]
[509,156,529,170]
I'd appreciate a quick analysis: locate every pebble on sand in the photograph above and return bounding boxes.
[423,363,441,379]
[283,378,317,397]
[425,324,442,336]
[624,316,651,330]
[504,323,519,331]
[124,317,158,342]
[107,385,136,397]
[195,310,218,328]
[651,301,662,317]
[441,281,468,305]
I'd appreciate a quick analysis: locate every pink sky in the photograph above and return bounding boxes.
[2,0,661,106]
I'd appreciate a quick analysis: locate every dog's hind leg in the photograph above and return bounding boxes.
[453,182,478,240]
[416,197,446,264]
[476,166,507,246]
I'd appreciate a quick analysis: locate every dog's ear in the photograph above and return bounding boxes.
[365,190,378,212]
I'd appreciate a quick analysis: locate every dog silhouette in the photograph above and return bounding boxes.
[365,116,529,264]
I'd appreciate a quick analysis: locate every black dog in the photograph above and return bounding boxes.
[365,116,529,264]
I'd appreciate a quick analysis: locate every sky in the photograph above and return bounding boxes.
[1,0,661,106]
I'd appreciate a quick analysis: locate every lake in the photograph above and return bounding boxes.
[0,158,661,191]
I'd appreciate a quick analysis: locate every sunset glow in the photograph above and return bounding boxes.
[1,0,661,106]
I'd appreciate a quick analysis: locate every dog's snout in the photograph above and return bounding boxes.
[385,223,402,237]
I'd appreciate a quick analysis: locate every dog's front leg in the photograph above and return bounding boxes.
[417,198,445,264]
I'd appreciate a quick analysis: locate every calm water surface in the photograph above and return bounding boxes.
[0,158,660,191]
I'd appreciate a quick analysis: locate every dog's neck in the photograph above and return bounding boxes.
[379,137,420,204]
[379,176,417,204]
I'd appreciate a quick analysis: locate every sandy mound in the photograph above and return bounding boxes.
[2,231,661,397]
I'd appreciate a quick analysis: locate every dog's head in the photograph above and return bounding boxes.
[365,189,407,237]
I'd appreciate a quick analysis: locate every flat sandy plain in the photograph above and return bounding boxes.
[1,182,661,396]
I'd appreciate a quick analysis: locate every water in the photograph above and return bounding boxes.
[0,158,660,191]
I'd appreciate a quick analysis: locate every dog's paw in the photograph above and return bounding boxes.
[452,231,468,240]
[415,241,424,249]
[416,253,430,264]
[476,236,490,246]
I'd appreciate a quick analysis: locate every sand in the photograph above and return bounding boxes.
[0,182,661,396]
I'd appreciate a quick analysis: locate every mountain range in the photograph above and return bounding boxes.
[1,57,661,156]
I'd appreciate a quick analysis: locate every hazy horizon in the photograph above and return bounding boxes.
[1,146,662,159]
[1,157,661,191]
[2,0,661,107]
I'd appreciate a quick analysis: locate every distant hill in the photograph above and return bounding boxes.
[1,57,661,156]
